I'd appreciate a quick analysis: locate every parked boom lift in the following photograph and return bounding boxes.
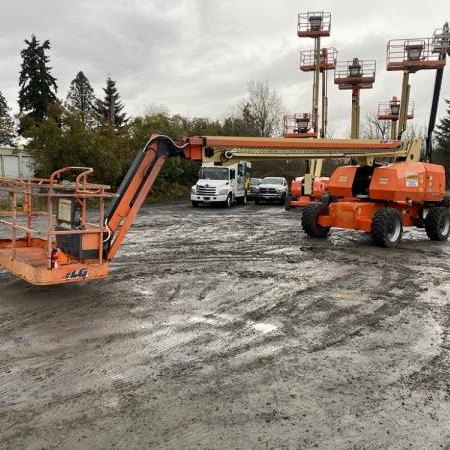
[301,24,450,247]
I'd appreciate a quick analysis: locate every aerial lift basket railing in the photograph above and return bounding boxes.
[283,113,317,138]
[300,47,337,72]
[386,38,447,72]
[0,168,116,285]
[297,12,331,37]
[334,59,376,89]
[377,98,415,121]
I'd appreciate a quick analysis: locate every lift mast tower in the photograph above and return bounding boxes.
[334,57,376,139]
[378,97,414,140]
[387,24,449,142]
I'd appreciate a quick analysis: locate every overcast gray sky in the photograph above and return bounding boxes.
[0,0,449,138]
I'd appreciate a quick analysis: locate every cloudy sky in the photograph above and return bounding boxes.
[0,0,449,138]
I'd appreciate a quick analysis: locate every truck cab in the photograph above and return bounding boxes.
[255,176,288,205]
[191,161,251,208]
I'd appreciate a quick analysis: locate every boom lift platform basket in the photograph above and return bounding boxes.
[0,167,116,285]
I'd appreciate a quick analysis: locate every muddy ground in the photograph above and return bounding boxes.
[1,202,450,449]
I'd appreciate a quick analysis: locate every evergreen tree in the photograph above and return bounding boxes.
[94,77,128,129]
[436,99,450,153]
[18,35,58,128]
[0,90,15,146]
[434,99,450,183]
[65,71,96,128]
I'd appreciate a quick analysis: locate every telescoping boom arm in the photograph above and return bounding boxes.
[182,135,422,166]
[105,135,422,256]
[104,134,421,260]
[104,135,201,260]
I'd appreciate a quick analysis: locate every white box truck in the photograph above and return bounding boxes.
[191,161,251,208]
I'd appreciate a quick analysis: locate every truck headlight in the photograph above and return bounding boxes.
[219,188,229,195]
[191,186,196,194]
[276,187,285,192]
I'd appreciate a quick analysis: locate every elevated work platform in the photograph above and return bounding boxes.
[334,58,376,89]
[297,11,331,37]
[378,98,414,121]
[300,47,337,72]
[0,168,115,285]
[283,113,317,138]
[387,38,447,72]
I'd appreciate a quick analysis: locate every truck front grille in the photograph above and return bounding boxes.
[198,186,216,195]
[259,188,277,195]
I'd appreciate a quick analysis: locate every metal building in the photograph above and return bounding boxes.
[0,147,34,178]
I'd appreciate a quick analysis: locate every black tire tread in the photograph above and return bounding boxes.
[371,207,402,248]
[285,195,291,210]
[425,207,450,241]
[301,202,330,238]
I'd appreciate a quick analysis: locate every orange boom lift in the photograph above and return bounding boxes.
[301,24,450,247]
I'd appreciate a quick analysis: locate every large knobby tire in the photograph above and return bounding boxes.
[371,207,403,248]
[285,195,292,211]
[255,198,261,205]
[318,193,337,207]
[223,194,232,208]
[425,207,450,241]
[301,202,330,238]
[192,201,199,208]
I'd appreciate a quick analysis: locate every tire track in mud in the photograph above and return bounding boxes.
[2,203,450,449]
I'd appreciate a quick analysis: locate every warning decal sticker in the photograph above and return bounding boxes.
[406,175,419,187]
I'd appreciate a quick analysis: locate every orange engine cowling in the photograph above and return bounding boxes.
[328,166,359,198]
[370,162,445,202]
[312,177,329,199]
[290,177,303,197]
[328,162,446,203]
[290,176,329,199]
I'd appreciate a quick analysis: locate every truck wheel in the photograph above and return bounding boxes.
[425,207,450,241]
[371,207,403,248]
[279,194,286,206]
[255,198,260,205]
[285,195,291,210]
[224,194,232,208]
[301,202,330,238]
[192,201,199,207]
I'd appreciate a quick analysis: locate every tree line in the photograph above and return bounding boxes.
[1,34,450,190]
[0,35,284,198]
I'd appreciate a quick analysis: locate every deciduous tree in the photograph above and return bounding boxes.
[360,111,390,140]
[239,80,284,137]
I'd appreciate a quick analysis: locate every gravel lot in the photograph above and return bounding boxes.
[1,202,450,449]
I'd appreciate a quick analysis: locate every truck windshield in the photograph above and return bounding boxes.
[199,167,229,180]
[262,177,284,185]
